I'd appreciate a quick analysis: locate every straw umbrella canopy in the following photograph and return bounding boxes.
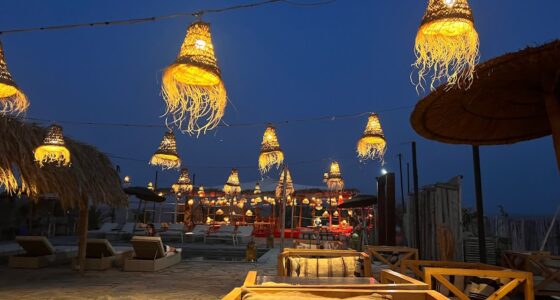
[0,116,127,273]
[410,40,560,263]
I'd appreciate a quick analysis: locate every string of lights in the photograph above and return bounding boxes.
[0,0,336,35]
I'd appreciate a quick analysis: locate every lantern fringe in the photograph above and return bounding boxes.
[162,67,227,135]
[357,135,387,161]
[34,145,71,167]
[258,150,284,174]
[149,153,181,170]
[413,18,479,91]
[0,90,29,115]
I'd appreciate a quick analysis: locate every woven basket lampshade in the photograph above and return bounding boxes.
[223,168,241,195]
[245,209,253,217]
[275,166,294,198]
[357,113,387,161]
[302,198,310,205]
[197,186,205,197]
[34,124,71,167]
[414,0,479,90]
[325,161,344,191]
[258,124,284,174]
[172,168,193,193]
[254,182,261,195]
[322,211,330,218]
[150,130,181,169]
[216,208,224,216]
[162,21,227,134]
[0,42,28,115]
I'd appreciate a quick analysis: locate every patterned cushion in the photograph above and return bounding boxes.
[287,257,358,278]
[241,289,392,300]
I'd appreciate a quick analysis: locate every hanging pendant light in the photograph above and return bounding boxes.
[357,113,387,161]
[245,210,253,217]
[258,124,284,174]
[150,130,181,170]
[34,124,71,167]
[216,209,224,216]
[223,168,241,196]
[198,186,205,197]
[325,161,344,191]
[162,20,227,134]
[0,42,28,115]
[275,166,294,198]
[172,168,193,193]
[414,0,479,90]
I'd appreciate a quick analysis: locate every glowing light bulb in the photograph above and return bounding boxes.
[195,39,206,49]
[443,0,456,7]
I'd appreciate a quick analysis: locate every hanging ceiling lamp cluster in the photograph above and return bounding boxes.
[223,168,241,195]
[324,161,344,191]
[357,113,387,162]
[171,168,193,194]
[0,42,28,115]
[150,130,181,170]
[414,0,479,90]
[275,166,294,198]
[162,18,227,135]
[258,124,284,174]
[34,124,71,167]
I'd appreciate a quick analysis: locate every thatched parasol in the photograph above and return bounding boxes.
[0,116,127,273]
[410,40,560,263]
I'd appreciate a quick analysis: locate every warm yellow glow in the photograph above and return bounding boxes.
[0,43,29,115]
[172,168,193,193]
[206,217,213,224]
[0,167,19,195]
[275,167,294,198]
[316,205,323,211]
[237,202,244,209]
[348,210,353,216]
[414,0,478,90]
[357,113,387,161]
[123,175,130,184]
[302,198,309,205]
[162,21,227,134]
[187,199,194,206]
[34,125,71,167]
[150,130,181,170]
[333,211,339,217]
[254,182,261,194]
[245,210,253,217]
[223,168,241,195]
[147,182,154,190]
[322,211,330,218]
[258,125,284,174]
[216,209,224,215]
[325,161,344,191]
[198,186,205,197]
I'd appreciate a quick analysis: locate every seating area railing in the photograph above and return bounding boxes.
[502,251,560,297]
[367,245,419,271]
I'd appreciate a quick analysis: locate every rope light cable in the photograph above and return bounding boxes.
[0,0,335,35]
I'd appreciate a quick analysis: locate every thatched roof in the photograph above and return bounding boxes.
[0,117,127,208]
[411,40,560,145]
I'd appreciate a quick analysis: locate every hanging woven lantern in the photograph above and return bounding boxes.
[357,113,387,161]
[414,0,479,90]
[223,168,241,195]
[198,186,205,197]
[254,182,261,194]
[333,211,339,217]
[275,166,294,198]
[0,42,28,115]
[237,202,244,209]
[216,209,224,216]
[325,161,344,191]
[150,130,181,169]
[322,211,330,218]
[302,198,310,205]
[187,198,194,206]
[34,124,71,167]
[162,20,227,134]
[172,168,193,193]
[147,182,154,191]
[258,124,284,174]
[245,210,253,217]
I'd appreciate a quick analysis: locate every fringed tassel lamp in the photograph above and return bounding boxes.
[172,168,193,194]
[275,166,294,198]
[258,124,284,174]
[414,0,479,89]
[223,168,241,196]
[34,124,71,167]
[0,42,28,115]
[357,113,387,161]
[150,130,181,170]
[324,161,344,192]
[162,20,227,134]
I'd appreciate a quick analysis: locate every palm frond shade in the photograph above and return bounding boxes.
[258,125,284,174]
[172,168,193,193]
[162,21,226,134]
[0,42,28,115]
[223,168,241,195]
[34,125,71,167]
[325,161,344,191]
[150,130,181,169]
[414,0,479,90]
[275,166,294,198]
[357,113,387,161]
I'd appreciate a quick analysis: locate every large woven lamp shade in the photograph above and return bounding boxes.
[34,124,71,167]
[150,130,181,170]
[324,161,344,191]
[259,124,284,174]
[357,113,387,161]
[275,166,294,198]
[162,21,226,135]
[172,168,193,194]
[0,42,28,115]
[414,0,479,90]
[223,168,241,196]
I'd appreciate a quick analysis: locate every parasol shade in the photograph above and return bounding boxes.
[124,187,166,203]
[338,195,377,208]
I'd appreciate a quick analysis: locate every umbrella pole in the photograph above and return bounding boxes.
[472,145,487,263]
[77,193,88,275]
[544,73,560,171]
[412,142,421,254]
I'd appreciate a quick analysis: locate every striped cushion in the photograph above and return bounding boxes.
[287,257,358,278]
[464,277,508,300]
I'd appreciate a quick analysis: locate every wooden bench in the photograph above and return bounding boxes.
[278,249,372,277]
[502,251,560,297]
[367,245,419,271]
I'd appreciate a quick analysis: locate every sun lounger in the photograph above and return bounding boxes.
[123,236,181,272]
[204,225,236,245]
[185,225,209,242]
[105,222,136,240]
[71,239,133,270]
[235,226,254,245]
[9,236,77,269]
[87,222,118,238]
[159,223,185,244]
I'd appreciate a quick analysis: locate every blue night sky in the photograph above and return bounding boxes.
[1,1,558,215]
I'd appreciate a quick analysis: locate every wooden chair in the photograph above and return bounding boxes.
[277,248,372,277]
[502,251,560,297]
[367,245,419,271]
[400,259,502,280]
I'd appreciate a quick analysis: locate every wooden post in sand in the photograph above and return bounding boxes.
[77,193,89,274]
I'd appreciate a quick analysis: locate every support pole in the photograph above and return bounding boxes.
[280,165,288,250]
[472,145,487,263]
[398,154,405,213]
[77,194,89,275]
[412,142,421,254]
